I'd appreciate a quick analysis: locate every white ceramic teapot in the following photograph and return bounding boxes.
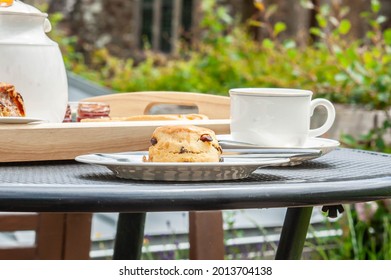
[0,0,68,122]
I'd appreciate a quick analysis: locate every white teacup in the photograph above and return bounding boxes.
[229,88,336,147]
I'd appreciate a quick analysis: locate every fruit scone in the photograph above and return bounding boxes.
[145,125,223,162]
[0,82,26,117]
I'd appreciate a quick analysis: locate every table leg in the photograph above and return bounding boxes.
[113,212,146,260]
[275,207,313,260]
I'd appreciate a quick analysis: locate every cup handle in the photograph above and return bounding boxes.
[308,98,336,138]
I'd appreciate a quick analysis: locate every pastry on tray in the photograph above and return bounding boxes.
[0,82,26,117]
[144,125,223,162]
[79,113,209,122]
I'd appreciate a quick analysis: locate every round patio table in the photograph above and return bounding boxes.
[1,148,391,260]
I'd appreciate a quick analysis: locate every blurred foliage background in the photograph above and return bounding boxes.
[29,0,390,109]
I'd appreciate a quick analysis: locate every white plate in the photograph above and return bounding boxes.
[217,135,340,165]
[75,152,290,181]
[0,117,45,124]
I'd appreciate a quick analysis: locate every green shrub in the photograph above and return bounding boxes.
[53,1,390,109]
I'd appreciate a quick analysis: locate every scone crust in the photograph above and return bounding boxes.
[147,125,222,162]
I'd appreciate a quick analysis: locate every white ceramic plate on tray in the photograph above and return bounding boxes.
[75,152,290,181]
[217,135,340,165]
[0,117,45,124]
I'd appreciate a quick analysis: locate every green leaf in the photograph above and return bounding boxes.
[341,134,358,147]
[273,22,287,37]
[310,27,324,37]
[375,138,386,150]
[369,19,379,28]
[248,19,263,28]
[360,11,370,19]
[366,30,376,40]
[383,119,391,129]
[384,29,391,45]
[262,39,274,49]
[338,19,351,35]
[265,5,278,19]
[363,52,374,65]
[371,0,381,13]
[336,52,350,68]
[316,14,327,28]
[359,132,373,142]
[287,48,298,59]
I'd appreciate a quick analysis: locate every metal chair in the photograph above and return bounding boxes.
[0,213,91,260]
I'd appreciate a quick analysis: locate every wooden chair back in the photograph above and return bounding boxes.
[0,213,92,260]
[82,91,229,260]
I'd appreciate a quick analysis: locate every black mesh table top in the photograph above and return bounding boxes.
[0,148,391,212]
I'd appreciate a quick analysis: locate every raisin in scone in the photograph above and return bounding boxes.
[146,125,223,162]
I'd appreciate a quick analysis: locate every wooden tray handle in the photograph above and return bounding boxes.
[81,91,231,119]
[143,101,198,115]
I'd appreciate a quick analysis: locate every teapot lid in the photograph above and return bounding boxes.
[0,0,47,17]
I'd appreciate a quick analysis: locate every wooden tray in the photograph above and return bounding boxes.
[0,119,230,163]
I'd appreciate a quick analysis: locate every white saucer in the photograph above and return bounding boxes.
[0,117,45,124]
[217,135,340,165]
[75,152,290,181]
[297,137,340,155]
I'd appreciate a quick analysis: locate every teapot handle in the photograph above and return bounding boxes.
[44,18,52,33]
